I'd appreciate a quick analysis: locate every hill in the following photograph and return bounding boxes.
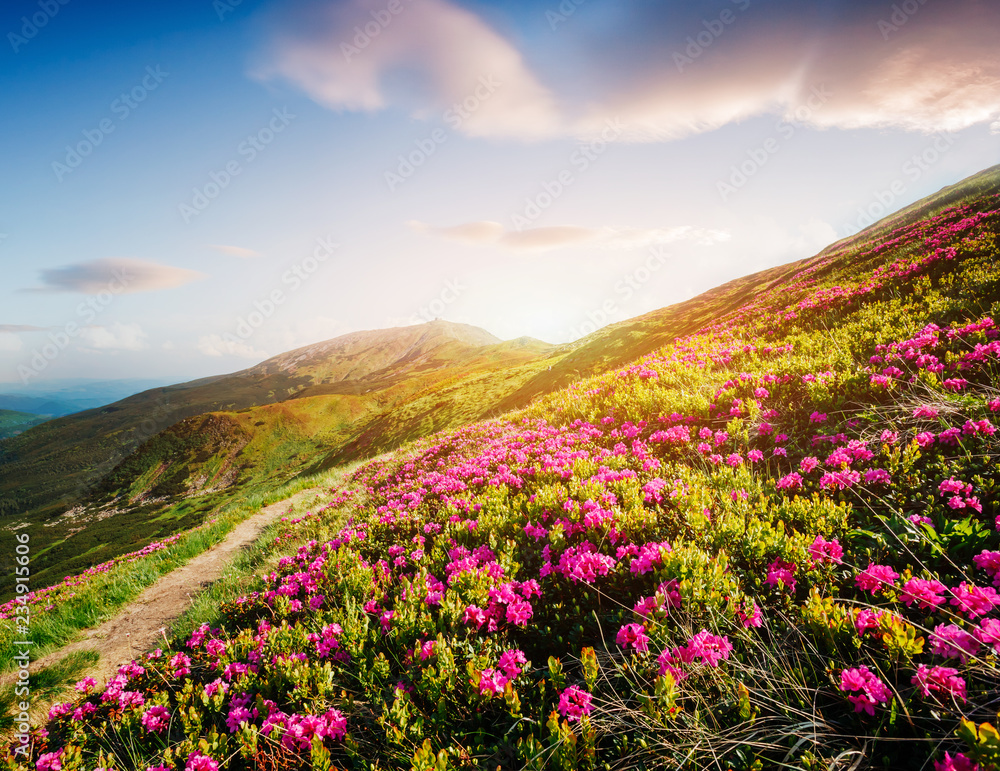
[0,410,47,440]
[0,321,562,595]
[5,166,1000,770]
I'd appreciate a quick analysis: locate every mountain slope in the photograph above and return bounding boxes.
[8,166,1000,771]
[0,322,520,521]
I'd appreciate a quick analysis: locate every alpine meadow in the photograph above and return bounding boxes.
[3,1,1000,770]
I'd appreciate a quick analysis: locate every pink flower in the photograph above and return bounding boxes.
[558,685,593,722]
[950,582,1000,618]
[616,623,650,654]
[185,755,220,771]
[976,618,1000,653]
[463,605,487,628]
[863,468,891,485]
[765,558,797,592]
[912,664,967,702]
[36,750,63,771]
[899,577,947,610]
[777,472,803,490]
[74,677,97,693]
[855,563,898,595]
[808,535,843,566]
[974,550,1000,587]
[142,705,171,734]
[820,470,861,490]
[505,599,533,627]
[934,752,979,771]
[930,623,980,663]
[915,431,936,447]
[854,609,883,636]
[736,600,762,628]
[497,649,527,679]
[799,456,820,474]
[809,412,828,424]
[839,665,891,716]
[685,629,733,666]
[478,668,507,696]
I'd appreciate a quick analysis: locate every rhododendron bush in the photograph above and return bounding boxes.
[4,195,1000,769]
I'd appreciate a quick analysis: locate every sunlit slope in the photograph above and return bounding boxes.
[0,322,516,521]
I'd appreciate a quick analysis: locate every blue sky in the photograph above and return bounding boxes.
[1,0,998,386]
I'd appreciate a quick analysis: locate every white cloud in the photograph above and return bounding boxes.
[197,334,267,359]
[78,323,148,351]
[410,220,730,253]
[209,245,262,258]
[262,0,1000,142]
[258,0,563,140]
[991,119,1000,135]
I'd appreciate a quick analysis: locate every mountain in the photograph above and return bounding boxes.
[4,167,999,602]
[10,165,1000,771]
[0,321,560,592]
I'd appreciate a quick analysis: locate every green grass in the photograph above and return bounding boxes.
[0,650,98,737]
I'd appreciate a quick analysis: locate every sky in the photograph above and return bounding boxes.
[0,0,998,387]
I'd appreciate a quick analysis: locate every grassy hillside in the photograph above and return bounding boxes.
[0,323,558,599]
[0,322,510,523]
[0,410,47,440]
[6,168,1000,770]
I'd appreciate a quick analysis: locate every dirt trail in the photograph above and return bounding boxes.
[27,490,317,685]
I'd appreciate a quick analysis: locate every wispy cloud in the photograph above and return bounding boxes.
[262,0,1000,142]
[257,0,563,140]
[197,334,267,360]
[27,258,205,294]
[409,220,729,253]
[209,244,262,258]
[78,323,148,351]
[0,324,48,333]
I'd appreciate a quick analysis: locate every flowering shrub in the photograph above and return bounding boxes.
[4,192,1000,769]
